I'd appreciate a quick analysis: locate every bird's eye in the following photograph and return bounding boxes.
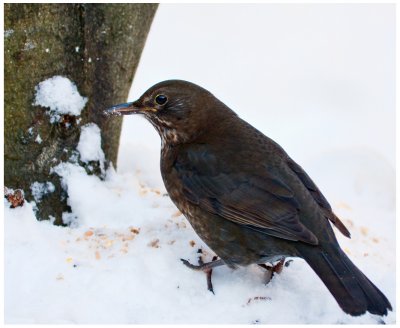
[155,94,168,105]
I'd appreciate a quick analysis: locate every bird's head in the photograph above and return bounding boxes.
[105,80,236,145]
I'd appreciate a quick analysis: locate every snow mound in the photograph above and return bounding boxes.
[34,76,88,123]
[77,123,105,165]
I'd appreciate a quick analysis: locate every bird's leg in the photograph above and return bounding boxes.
[181,253,224,294]
[199,255,218,294]
[258,263,273,284]
[258,257,286,285]
[272,257,285,273]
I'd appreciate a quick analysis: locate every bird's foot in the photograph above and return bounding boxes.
[181,250,224,294]
[258,258,287,285]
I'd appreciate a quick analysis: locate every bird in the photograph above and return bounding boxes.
[105,79,392,317]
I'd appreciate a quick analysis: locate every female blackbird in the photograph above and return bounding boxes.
[106,80,392,317]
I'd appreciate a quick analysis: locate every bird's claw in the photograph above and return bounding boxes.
[259,258,287,284]
[180,254,223,294]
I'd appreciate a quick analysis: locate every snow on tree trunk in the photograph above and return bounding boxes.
[4,3,158,224]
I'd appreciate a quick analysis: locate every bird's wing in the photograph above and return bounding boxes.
[175,147,319,245]
[287,159,351,238]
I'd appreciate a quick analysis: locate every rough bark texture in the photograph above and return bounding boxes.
[4,3,158,224]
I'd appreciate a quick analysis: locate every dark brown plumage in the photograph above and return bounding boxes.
[105,80,392,316]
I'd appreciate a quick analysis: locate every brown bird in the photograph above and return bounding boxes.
[105,80,392,317]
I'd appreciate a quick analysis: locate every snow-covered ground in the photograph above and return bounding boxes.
[4,4,396,324]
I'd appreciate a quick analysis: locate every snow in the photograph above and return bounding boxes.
[4,4,396,325]
[76,123,105,171]
[35,134,42,144]
[4,29,14,38]
[34,76,88,123]
[61,211,78,228]
[23,40,35,51]
[4,156,395,324]
[30,181,55,203]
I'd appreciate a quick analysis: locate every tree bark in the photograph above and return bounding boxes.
[4,3,158,224]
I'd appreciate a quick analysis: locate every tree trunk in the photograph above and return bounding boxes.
[4,3,158,224]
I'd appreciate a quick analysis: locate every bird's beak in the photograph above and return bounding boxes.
[104,100,141,116]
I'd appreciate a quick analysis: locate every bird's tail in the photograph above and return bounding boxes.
[297,244,392,316]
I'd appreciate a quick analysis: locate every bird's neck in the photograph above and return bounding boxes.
[155,103,238,147]
[149,121,191,148]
